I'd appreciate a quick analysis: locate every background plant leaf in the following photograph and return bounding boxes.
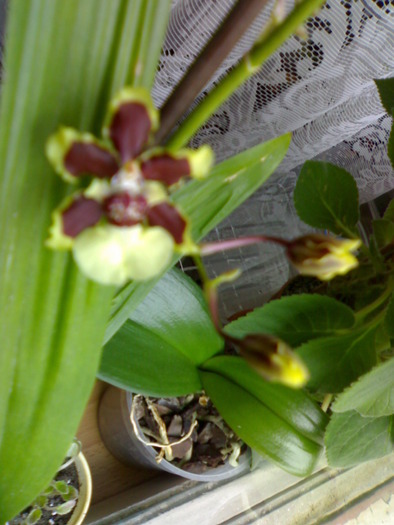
[294,161,359,236]
[201,356,328,444]
[225,294,355,347]
[296,328,378,393]
[325,410,393,468]
[332,359,394,417]
[384,293,394,338]
[99,269,223,395]
[200,371,322,477]
[105,133,291,342]
[99,320,202,397]
[0,0,171,521]
[375,78,394,168]
[372,219,394,248]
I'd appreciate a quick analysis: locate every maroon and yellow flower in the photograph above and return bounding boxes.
[46,87,213,285]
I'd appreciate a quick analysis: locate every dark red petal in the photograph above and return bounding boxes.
[62,197,103,237]
[109,103,151,163]
[146,203,187,244]
[141,154,190,186]
[103,192,148,226]
[64,142,118,178]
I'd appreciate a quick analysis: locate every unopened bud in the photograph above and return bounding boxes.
[234,333,309,388]
[287,234,361,281]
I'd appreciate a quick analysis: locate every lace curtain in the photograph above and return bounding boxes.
[153,0,394,318]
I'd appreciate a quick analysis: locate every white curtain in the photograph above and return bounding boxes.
[153,0,394,318]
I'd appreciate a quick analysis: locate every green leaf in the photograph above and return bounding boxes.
[99,269,223,395]
[201,356,328,444]
[375,78,394,168]
[294,161,359,236]
[372,219,394,248]
[385,294,394,338]
[296,328,378,393]
[375,78,394,115]
[383,199,394,222]
[105,133,291,342]
[332,359,394,417]
[99,320,202,397]
[200,371,322,476]
[325,411,393,468]
[225,295,355,347]
[124,268,222,365]
[0,1,171,521]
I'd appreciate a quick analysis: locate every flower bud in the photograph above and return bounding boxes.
[233,333,309,388]
[287,234,361,281]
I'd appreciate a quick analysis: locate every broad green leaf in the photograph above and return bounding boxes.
[296,328,378,393]
[375,78,394,168]
[124,268,223,364]
[294,161,359,236]
[383,199,394,222]
[202,356,328,444]
[385,294,394,338]
[200,371,322,476]
[99,320,201,397]
[0,1,171,521]
[332,359,394,416]
[99,268,223,395]
[105,133,292,342]
[372,219,394,248]
[225,295,355,347]
[325,411,393,468]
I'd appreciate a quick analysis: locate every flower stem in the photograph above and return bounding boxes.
[154,0,271,145]
[166,0,325,149]
[354,279,394,324]
[200,235,288,256]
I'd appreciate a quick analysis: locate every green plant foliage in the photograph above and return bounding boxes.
[0,1,171,521]
[325,410,393,468]
[99,269,224,396]
[201,356,328,444]
[120,268,223,364]
[294,161,359,236]
[200,371,322,476]
[332,359,394,417]
[372,219,394,249]
[296,328,378,393]
[385,294,394,338]
[105,133,291,342]
[375,78,394,168]
[225,295,355,347]
[100,319,202,396]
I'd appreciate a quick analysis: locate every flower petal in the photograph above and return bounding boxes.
[146,202,187,244]
[103,87,159,163]
[46,127,118,183]
[73,224,173,285]
[46,195,103,250]
[140,145,214,186]
[140,153,190,186]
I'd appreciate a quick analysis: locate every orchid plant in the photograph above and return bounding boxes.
[2,0,391,522]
